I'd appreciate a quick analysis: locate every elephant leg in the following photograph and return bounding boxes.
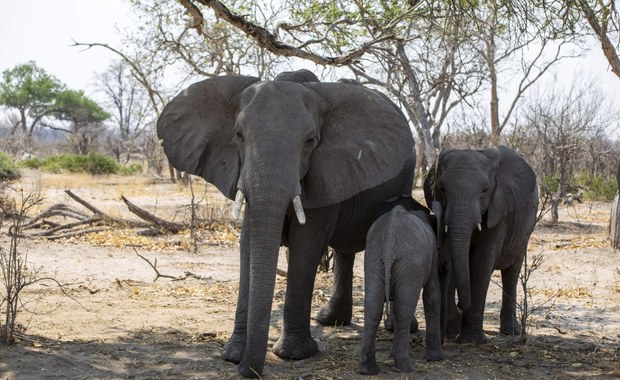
[316,249,355,326]
[273,206,339,359]
[223,213,250,363]
[391,283,415,374]
[457,248,495,344]
[423,265,445,361]
[499,253,525,336]
[446,276,462,339]
[358,265,383,375]
[384,302,419,333]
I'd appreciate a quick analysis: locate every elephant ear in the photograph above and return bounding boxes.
[484,145,537,228]
[423,149,454,207]
[156,76,260,200]
[301,82,414,208]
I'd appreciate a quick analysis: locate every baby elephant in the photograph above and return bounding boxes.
[359,205,444,375]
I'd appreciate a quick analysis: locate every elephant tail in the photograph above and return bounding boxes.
[384,256,391,320]
[383,212,397,322]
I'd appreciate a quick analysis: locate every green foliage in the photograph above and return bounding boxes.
[538,173,617,201]
[0,152,21,181]
[539,174,559,195]
[20,153,119,175]
[574,173,618,201]
[54,89,110,123]
[119,163,143,175]
[0,61,62,113]
[0,61,109,136]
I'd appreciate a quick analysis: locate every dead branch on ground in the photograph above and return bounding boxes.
[19,190,189,240]
[132,247,211,282]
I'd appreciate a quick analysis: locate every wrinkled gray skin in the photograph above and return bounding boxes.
[359,206,444,375]
[424,145,538,343]
[157,70,415,377]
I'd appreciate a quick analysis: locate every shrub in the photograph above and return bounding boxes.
[119,163,143,175]
[0,152,20,181]
[574,173,618,201]
[81,152,118,175]
[18,153,120,175]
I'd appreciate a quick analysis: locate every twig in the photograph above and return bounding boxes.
[132,247,211,282]
[33,218,102,236]
[133,248,183,281]
[45,227,112,240]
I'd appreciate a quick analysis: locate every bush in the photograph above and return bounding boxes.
[19,153,120,175]
[574,173,618,201]
[0,152,20,181]
[119,163,143,175]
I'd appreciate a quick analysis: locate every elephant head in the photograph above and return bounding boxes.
[424,145,537,311]
[157,72,413,376]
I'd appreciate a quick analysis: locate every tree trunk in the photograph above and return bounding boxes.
[611,192,620,250]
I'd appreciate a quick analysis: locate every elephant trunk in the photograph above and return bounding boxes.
[237,142,302,377]
[445,208,476,311]
[238,194,288,377]
[449,229,472,311]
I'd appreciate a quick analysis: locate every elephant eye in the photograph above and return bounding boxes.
[304,137,316,148]
[481,187,489,197]
[234,131,244,143]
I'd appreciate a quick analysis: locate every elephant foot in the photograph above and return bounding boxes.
[237,360,262,378]
[358,354,380,375]
[222,332,245,363]
[392,357,413,374]
[456,330,487,344]
[425,349,445,362]
[272,332,319,360]
[500,318,522,336]
[316,299,352,326]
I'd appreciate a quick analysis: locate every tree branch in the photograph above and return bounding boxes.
[579,0,620,79]
[181,0,397,66]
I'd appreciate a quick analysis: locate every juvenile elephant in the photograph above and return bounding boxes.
[424,145,538,343]
[157,70,415,377]
[359,205,444,375]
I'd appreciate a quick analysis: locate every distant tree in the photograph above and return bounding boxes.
[43,89,110,154]
[523,78,618,223]
[0,61,63,138]
[74,0,286,178]
[97,60,151,162]
[466,2,580,146]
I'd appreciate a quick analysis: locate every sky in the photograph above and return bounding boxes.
[0,0,133,99]
[0,1,618,115]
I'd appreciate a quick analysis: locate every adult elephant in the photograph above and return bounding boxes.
[157,71,414,377]
[423,145,538,343]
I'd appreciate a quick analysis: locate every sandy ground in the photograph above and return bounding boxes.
[0,171,619,379]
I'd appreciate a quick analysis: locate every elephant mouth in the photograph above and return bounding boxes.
[231,189,306,225]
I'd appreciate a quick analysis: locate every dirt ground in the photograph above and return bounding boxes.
[0,170,619,379]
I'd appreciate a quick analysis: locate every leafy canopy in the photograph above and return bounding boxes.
[0,61,63,115]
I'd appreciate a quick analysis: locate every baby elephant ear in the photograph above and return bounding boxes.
[157,76,259,200]
[485,145,537,228]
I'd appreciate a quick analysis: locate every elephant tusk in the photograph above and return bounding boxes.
[444,224,448,234]
[292,195,306,225]
[231,190,244,220]
[477,223,482,231]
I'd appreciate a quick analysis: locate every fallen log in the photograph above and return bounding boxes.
[121,196,187,233]
[64,190,150,229]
